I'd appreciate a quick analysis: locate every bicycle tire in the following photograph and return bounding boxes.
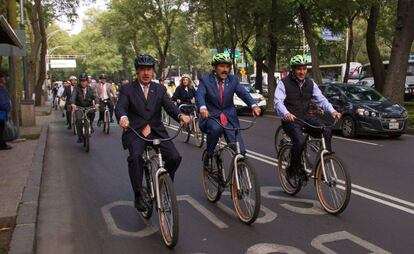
[277,145,302,195]
[274,125,290,155]
[104,110,110,134]
[141,160,154,219]
[158,173,179,248]
[72,111,77,135]
[315,154,351,215]
[179,125,190,143]
[193,118,204,148]
[231,159,261,224]
[201,151,222,203]
[83,121,90,153]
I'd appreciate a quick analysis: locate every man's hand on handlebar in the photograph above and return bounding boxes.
[331,111,341,120]
[119,117,129,129]
[180,114,191,125]
[200,109,209,118]
[283,113,296,122]
[252,106,261,116]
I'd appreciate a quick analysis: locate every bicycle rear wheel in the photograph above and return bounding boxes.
[315,154,351,215]
[141,160,154,219]
[231,159,261,224]
[277,145,302,195]
[193,118,204,148]
[158,173,179,248]
[274,125,290,155]
[201,151,222,203]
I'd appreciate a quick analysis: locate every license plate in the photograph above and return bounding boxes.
[389,122,399,129]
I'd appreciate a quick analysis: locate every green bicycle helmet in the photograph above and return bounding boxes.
[290,55,309,67]
[211,53,232,66]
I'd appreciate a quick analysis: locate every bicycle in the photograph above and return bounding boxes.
[127,126,181,248]
[277,118,351,215]
[101,99,111,134]
[178,104,205,147]
[76,106,95,153]
[161,108,170,126]
[201,116,261,224]
[71,110,77,135]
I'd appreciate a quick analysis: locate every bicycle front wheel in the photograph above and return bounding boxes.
[274,125,290,155]
[315,154,351,215]
[231,160,261,224]
[179,125,190,143]
[72,111,77,135]
[158,173,179,248]
[83,123,90,153]
[141,160,154,219]
[277,145,302,195]
[104,110,110,134]
[193,118,204,148]
[201,151,222,203]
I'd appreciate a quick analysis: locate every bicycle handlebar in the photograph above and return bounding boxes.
[127,125,183,143]
[178,104,196,110]
[77,106,96,113]
[295,118,338,129]
[208,115,256,131]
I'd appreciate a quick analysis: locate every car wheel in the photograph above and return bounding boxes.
[341,116,356,138]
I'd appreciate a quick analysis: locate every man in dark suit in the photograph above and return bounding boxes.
[62,75,77,130]
[196,53,261,167]
[115,54,190,212]
[71,73,100,143]
[0,71,12,150]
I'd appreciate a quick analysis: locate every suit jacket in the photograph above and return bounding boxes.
[62,85,75,109]
[96,82,117,101]
[115,81,181,149]
[196,72,256,130]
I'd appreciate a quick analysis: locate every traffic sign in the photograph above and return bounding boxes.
[224,48,240,59]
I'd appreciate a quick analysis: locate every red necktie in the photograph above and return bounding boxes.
[219,80,228,127]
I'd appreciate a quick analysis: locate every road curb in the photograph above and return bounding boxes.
[8,125,49,254]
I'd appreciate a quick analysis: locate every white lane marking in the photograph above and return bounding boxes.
[239,118,254,123]
[101,201,158,237]
[166,124,414,215]
[332,136,381,146]
[311,231,391,254]
[246,243,306,254]
[177,195,228,229]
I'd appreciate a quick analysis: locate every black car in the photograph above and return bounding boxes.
[319,83,408,138]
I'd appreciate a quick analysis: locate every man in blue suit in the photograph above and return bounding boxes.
[196,53,261,167]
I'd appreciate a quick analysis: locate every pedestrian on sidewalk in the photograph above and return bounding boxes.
[0,71,12,150]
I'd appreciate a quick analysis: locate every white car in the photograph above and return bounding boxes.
[234,82,266,116]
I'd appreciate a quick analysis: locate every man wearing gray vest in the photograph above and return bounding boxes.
[274,55,341,182]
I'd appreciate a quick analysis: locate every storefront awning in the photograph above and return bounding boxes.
[0,15,23,49]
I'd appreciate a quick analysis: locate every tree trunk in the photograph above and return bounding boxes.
[267,0,277,111]
[383,0,414,104]
[26,2,41,100]
[35,0,47,106]
[299,4,322,84]
[343,18,354,83]
[366,3,386,93]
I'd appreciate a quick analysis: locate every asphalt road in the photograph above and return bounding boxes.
[36,111,414,253]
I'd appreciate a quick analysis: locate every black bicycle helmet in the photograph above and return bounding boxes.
[79,73,88,81]
[99,73,107,79]
[134,54,156,69]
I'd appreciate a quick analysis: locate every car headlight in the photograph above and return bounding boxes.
[364,110,370,116]
[371,112,377,117]
[402,110,408,118]
[356,108,365,116]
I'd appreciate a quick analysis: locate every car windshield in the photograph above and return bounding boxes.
[241,84,255,93]
[342,86,387,102]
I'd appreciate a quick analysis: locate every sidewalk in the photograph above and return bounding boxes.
[0,103,54,254]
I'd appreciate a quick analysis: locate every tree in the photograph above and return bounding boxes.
[383,0,414,104]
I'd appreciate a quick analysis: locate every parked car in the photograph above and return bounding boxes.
[404,83,414,101]
[319,83,408,138]
[355,79,375,88]
[234,82,266,116]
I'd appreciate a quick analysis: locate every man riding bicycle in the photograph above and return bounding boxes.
[115,54,190,212]
[274,55,341,181]
[96,73,117,126]
[71,73,100,143]
[196,53,261,168]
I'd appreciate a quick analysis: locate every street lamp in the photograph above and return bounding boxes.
[47,29,69,41]
[48,45,71,55]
